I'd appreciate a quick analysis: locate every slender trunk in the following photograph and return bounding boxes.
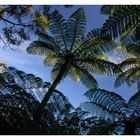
[34,61,69,120]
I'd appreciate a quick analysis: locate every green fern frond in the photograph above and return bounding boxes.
[49,10,67,50]
[26,41,61,56]
[36,31,63,51]
[101,5,140,41]
[118,58,140,70]
[69,65,81,81]
[67,8,86,51]
[44,54,63,67]
[71,63,98,88]
[74,29,117,55]
[115,66,140,87]
[75,58,120,76]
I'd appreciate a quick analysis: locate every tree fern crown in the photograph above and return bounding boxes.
[27,8,118,88]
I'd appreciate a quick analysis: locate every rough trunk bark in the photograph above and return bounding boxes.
[33,61,69,120]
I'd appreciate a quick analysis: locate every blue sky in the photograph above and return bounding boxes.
[0,5,137,107]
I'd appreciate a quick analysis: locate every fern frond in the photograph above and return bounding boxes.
[81,88,128,120]
[115,58,140,88]
[0,63,7,73]
[67,8,86,51]
[26,41,61,56]
[69,65,81,81]
[128,90,140,117]
[49,10,67,50]
[75,58,120,75]
[118,58,140,70]
[115,67,140,87]
[71,63,98,88]
[101,5,140,40]
[36,31,65,53]
[44,54,63,67]
[125,44,140,57]
[73,29,117,55]
[48,89,74,115]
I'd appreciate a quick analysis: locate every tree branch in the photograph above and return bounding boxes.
[0,16,33,27]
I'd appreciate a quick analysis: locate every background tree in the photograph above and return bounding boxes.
[26,8,119,117]
[114,30,140,89]
[0,5,76,47]
[81,88,140,135]
[0,5,51,47]
[100,5,140,90]
[100,5,140,41]
[1,67,73,116]
[0,74,52,134]
[57,107,89,135]
[0,66,75,134]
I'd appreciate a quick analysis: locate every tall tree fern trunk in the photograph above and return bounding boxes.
[34,61,69,120]
[124,121,135,135]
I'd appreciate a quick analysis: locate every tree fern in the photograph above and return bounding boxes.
[26,8,119,116]
[1,67,73,115]
[101,5,140,40]
[81,88,140,134]
[100,6,140,90]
